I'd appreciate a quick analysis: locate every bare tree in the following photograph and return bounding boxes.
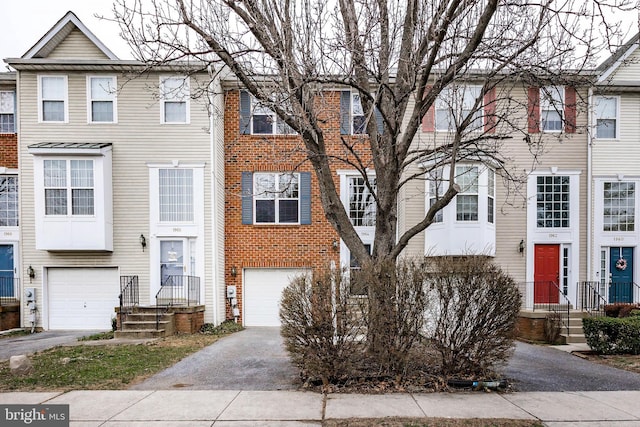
[112,0,635,358]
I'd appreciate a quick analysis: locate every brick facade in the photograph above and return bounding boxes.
[0,134,18,169]
[224,90,371,323]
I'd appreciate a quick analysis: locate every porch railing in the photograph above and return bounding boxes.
[119,276,139,330]
[522,280,571,336]
[578,280,640,317]
[155,275,200,329]
[0,277,19,306]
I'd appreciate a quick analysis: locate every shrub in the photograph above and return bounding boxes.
[583,316,640,354]
[603,303,640,318]
[279,267,363,386]
[199,320,244,335]
[424,256,521,377]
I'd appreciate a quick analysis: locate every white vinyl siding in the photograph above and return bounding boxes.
[39,76,68,123]
[87,76,117,123]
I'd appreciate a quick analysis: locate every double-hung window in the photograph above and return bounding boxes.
[428,169,444,223]
[456,166,479,221]
[44,159,94,216]
[536,176,570,228]
[603,181,634,231]
[160,77,189,123]
[0,176,18,226]
[349,176,377,226]
[40,76,67,122]
[159,168,194,222]
[88,76,116,123]
[0,91,15,133]
[351,93,366,134]
[254,173,299,224]
[251,97,294,135]
[488,169,495,224]
[435,85,483,131]
[594,96,618,139]
[540,86,564,132]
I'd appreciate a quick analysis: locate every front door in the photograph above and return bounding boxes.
[160,240,186,285]
[534,244,560,304]
[609,247,633,303]
[0,245,14,297]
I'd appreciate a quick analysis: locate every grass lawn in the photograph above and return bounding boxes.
[577,352,640,375]
[0,323,242,391]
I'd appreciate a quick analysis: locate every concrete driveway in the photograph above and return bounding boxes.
[0,330,103,361]
[131,327,299,390]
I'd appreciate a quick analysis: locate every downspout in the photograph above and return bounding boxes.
[587,86,593,297]
[208,65,219,325]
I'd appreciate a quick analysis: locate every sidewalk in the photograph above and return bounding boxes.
[2,390,640,426]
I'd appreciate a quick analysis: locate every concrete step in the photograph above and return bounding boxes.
[115,329,167,339]
[124,312,174,322]
[561,334,587,344]
[122,320,171,331]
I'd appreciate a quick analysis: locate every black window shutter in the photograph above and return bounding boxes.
[340,91,351,135]
[299,172,312,225]
[239,91,251,135]
[241,172,253,224]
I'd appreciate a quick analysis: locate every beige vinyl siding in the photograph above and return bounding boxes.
[400,84,588,284]
[18,70,213,326]
[592,93,640,175]
[47,29,111,60]
[605,48,640,82]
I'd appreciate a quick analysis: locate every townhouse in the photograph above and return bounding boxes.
[5,12,226,330]
[0,71,19,330]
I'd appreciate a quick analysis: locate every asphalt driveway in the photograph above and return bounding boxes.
[131,327,299,390]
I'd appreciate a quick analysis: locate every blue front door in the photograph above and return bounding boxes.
[609,247,633,303]
[0,245,14,297]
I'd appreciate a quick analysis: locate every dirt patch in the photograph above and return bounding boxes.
[574,352,640,375]
[323,417,542,426]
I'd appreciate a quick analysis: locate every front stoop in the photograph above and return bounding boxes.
[114,306,175,339]
[114,305,205,339]
[560,311,588,344]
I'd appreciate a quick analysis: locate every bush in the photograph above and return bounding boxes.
[583,316,640,354]
[424,256,521,377]
[279,267,363,386]
[199,320,244,335]
[604,303,640,318]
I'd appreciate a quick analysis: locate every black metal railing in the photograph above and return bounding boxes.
[155,275,200,329]
[119,276,139,330]
[527,280,572,336]
[606,281,640,305]
[0,277,19,306]
[577,281,607,316]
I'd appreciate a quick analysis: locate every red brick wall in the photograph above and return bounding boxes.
[224,90,371,323]
[0,134,18,169]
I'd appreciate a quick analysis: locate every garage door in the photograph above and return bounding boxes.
[47,268,119,330]
[243,268,308,326]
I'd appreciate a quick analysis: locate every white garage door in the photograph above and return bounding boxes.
[243,268,308,327]
[47,268,119,330]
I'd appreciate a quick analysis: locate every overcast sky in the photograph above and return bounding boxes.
[1,1,638,70]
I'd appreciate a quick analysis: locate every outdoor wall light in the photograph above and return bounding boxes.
[332,239,339,251]
[231,266,237,277]
[139,234,147,252]
[518,239,525,254]
[27,265,35,282]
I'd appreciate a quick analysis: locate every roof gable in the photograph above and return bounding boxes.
[22,11,118,60]
[596,33,640,83]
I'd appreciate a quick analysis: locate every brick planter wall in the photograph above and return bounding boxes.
[173,305,205,334]
[517,311,548,342]
[0,303,20,331]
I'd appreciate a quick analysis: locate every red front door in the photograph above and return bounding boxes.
[534,244,560,304]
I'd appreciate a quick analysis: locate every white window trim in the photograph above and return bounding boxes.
[540,86,564,133]
[455,165,480,222]
[38,75,69,123]
[350,92,366,135]
[249,95,295,135]
[435,85,483,132]
[0,90,15,134]
[43,158,95,217]
[160,76,190,124]
[252,172,301,225]
[594,95,620,140]
[86,75,118,124]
